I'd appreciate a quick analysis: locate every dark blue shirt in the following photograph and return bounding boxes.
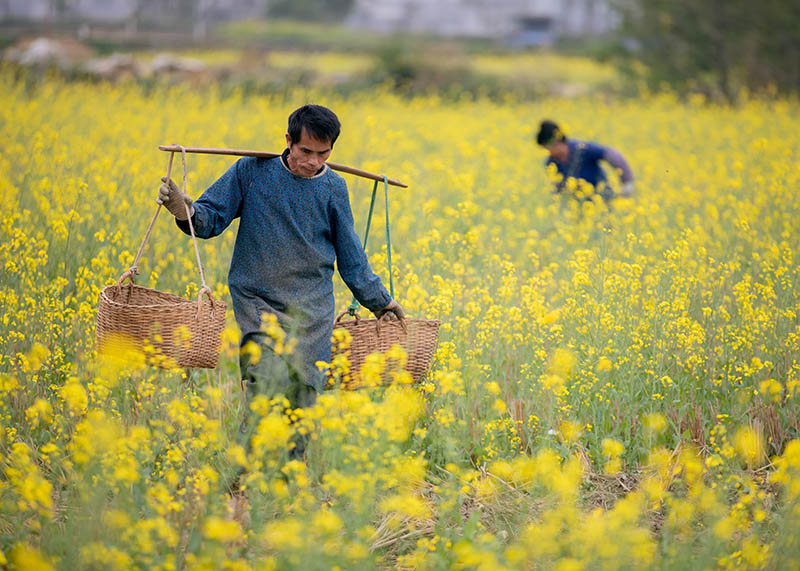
[546,140,609,191]
[177,155,391,391]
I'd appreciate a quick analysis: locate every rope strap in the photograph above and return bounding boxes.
[178,146,210,292]
[347,175,394,316]
[383,174,394,298]
[123,145,211,297]
[128,154,173,277]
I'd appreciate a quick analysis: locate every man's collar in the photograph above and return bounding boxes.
[281,148,326,176]
[280,147,291,169]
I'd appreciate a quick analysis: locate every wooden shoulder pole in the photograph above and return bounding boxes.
[158,145,408,188]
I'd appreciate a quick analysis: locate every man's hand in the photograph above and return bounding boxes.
[620,181,635,197]
[374,299,405,321]
[157,176,194,221]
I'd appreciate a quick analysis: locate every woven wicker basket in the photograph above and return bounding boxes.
[96,148,227,369]
[331,310,440,387]
[97,279,226,369]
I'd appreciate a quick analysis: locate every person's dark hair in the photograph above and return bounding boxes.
[536,119,566,147]
[288,104,341,146]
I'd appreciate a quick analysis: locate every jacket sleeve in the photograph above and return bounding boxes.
[602,146,634,183]
[330,181,392,312]
[176,159,245,239]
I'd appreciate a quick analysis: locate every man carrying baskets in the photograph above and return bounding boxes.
[157,104,405,462]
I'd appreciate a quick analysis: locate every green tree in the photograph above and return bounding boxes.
[267,0,354,23]
[619,0,800,101]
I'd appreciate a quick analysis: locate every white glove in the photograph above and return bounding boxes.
[620,181,635,197]
[157,176,194,221]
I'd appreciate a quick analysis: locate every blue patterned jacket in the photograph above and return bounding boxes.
[177,153,390,390]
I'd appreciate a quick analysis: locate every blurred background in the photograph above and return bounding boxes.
[1,0,798,102]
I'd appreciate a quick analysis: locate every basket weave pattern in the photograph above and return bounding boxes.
[332,315,440,386]
[97,283,226,369]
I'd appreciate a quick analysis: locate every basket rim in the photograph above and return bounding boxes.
[334,316,441,326]
[99,282,225,311]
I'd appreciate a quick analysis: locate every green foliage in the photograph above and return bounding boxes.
[367,38,487,96]
[214,18,382,51]
[619,0,800,101]
[267,0,355,23]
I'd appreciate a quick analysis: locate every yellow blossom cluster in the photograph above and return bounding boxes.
[1,64,800,568]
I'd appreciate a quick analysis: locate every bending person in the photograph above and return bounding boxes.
[536,119,635,204]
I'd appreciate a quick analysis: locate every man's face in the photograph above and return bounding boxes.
[285,128,332,177]
[546,140,569,164]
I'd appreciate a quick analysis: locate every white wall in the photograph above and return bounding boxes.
[348,0,618,38]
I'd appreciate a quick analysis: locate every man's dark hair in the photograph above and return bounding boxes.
[536,119,566,146]
[288,104,341,146]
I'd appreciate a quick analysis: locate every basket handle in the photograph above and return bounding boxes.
[376,312,408,336]
[115,269,136,288]
[194,286,217,320]
[335,309,360,325]
[335,308,407,336]
[111,268,137,303]
[123,146,211,295]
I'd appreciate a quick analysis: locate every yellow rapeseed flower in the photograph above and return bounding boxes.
[204,516,243,543]
[733,426,766,467]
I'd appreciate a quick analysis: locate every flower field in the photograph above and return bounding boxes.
[1,67,800,569]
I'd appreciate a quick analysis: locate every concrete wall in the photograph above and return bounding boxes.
[0,0,267,23]
[1,0,618,38]
[348,0,619,39]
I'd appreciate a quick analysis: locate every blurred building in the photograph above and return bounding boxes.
[0,0,267,23]
[348,0,618,45]
[1,0,617,45]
